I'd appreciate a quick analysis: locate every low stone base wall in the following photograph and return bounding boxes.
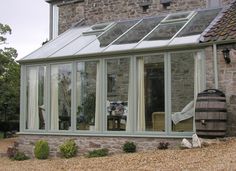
[17,134,181,158]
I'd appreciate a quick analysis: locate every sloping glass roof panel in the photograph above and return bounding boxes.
[177,8,221,37]
[78,20,138,54]
[104,17,165,52]
[136,22,185,49]
[22,26,89,60]
[18,8,222,62]
[51,34,98,57]
[114,16,164,44]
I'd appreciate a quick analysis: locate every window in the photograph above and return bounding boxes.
[177,9,221,37]
[137,55,165,132]
[207,0,221,8]
[162,11,194,23]
[26,66,46,130]
[50,63,72,130]
[171,52,195,132]
[82,22,114,36]
[106,58,130,131]
[76,61,97,131]
[113,16,164,45]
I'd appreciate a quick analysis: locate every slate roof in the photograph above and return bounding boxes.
[201,0,236,42]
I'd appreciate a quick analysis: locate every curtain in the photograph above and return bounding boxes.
[194,52,205,99]
[27,67,39,129]
[126,58,133,131]
[137,58,145,131]
[95,62,101,131]
[51,66,59,130]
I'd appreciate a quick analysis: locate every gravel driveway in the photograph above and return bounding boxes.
[0,138,236,171]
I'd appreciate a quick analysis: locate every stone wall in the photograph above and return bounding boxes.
[217,43,236,136]
[17,134,180,157]
[58,0,206,34]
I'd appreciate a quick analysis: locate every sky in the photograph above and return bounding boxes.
[0,0,49,60]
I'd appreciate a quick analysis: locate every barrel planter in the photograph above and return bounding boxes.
[195,89,227,138]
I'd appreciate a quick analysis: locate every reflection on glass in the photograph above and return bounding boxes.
[145,22,185,40]
[137,56,165,132]
[164,12,192,21]
[177,9,221,37]
[79,20,138,54]
[98,20,138,47]
[114,17,164,44]
[51,64,72,130]
[76,61,97,131]
[26,66,46,130]
[107,58,130,131]
[171,53,194,132]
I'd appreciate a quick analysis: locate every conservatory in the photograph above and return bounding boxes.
[18,8,221,137]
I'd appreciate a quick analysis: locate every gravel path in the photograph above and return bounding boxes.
[0,138,236,171]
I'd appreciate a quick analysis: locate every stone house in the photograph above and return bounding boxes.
[17,0,236,156]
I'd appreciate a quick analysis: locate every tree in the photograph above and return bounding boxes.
[0,23,20,123]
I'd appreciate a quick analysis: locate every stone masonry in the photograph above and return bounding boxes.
[17,134,180,157]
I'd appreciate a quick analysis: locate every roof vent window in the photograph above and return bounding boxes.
[82,22,114,36]
[161,11,195,23]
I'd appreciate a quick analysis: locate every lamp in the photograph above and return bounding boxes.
[222,48,231,64]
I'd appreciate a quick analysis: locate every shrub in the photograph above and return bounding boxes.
[87,148,108,158]
[158,142,170,150]
[7,146,17,158]
[34,140,49,159]
[7,146,29,161]
[13,151,29,161]
[123,141,136,153]
[59,140,77,158]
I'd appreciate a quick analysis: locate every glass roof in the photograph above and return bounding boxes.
[79,20,139,54]
[20,8,222,61]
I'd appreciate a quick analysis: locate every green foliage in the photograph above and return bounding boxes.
[123,141,136,153]
[83,93,96,125]
[34,140,50,159]
[12,151,29,161]
[59,140,77,158]
[0,23,11,44]
[0,23,19,123]
[87,148,109,158]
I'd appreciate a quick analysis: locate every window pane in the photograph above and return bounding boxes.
[76,61,97,131]
[50,64,72,130]
[107,58,130,131]
[163,12,192,22]
[145,22,185,41]
[177,9,221,37]
[171,53,194,132]
[79,20,138,54]
[137,55,165,132]
[114,16,164,44]
[26,66,46,130]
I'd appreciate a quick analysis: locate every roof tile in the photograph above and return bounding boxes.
[201,0,236,42]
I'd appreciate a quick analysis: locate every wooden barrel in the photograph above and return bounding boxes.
[195,89,227,138]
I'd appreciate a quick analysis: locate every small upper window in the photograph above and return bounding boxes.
[207,0,221,8]
[82,22,114,36]
[162,11,195,23]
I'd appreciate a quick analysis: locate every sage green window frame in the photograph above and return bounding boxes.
[20,49,205,137]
